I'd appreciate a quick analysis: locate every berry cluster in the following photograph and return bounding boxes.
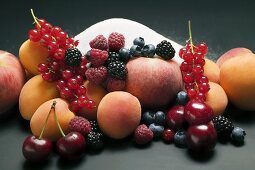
[28,10,95,113]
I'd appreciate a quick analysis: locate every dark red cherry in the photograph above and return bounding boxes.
[22,135,53,162]
[186,121,217,152]
[166,105,186,130]
[184,100,214,125]
[56,132,86,159]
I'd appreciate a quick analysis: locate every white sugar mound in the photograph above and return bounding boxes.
[75,18,183,64]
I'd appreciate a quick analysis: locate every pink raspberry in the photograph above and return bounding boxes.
[106,77,126,92]
[89,49,108,67]
[134,124,154,145]
[85,66,107,85]
[68,116,92,135]
[108,32,125,52]
[89,35,108,50]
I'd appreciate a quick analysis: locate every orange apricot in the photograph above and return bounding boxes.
[204,58,220,84]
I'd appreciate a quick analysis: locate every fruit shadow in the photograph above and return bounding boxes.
[185,149,216,163]
[103,135,136,152]
[22,158,52,170]
[56,155,86,170]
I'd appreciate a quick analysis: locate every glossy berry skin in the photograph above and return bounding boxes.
[22,136,53,162]
[176,91,189,106]
[119,48,131,62]
[186,122,217,152]
[231,127,246,145]
[142,44,156,57]
[155,111,166,126]
[184,100,214,125]
[149,123,164,138]
[166,105,185,130]
[130,45,142,57]
[163,129,175,143]
[174,130,187,147]
[56,132,86,159]
[133,37,145,47]
[142,111,155,126]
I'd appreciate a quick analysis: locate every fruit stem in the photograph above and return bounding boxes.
[53,101,66,137]
[39,101,56,139]
[30,9,41,28]
[188,20,194,54]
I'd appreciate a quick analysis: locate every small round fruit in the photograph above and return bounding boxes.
[142,111,155,126]
[133,37,145,47]
[130,45,142,57]
[119,48,131,62]
[149,123,164,139]
[22,135,53,162]
[166,105,185,130]
[154,111,166,126]
[231,127,246,145]
[186,122,217,152]
[163,129,175,143]
[174,130,187,148]
[142,44,156,57]
[176,91,189,106]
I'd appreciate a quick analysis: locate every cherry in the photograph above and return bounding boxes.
[166,105,186,130]
[184,100,214,125]
[186,121,217,152]
[22,136,53,162]
[56,132,86,159]
[162,129,175,143]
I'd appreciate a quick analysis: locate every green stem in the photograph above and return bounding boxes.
[39,101,56,139]
[53,101,66,137]
[30,9,41,28]
[188,20,194,54]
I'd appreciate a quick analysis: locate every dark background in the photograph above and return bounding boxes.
[0,0,255,170]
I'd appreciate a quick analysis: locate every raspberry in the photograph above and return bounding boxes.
[134,124,153,145]
[108,32,125,52]
[89,49,108,67]
[85,66,107,85]
[68,116,92,135]
[89,35,108,50]
[106,77,126,92]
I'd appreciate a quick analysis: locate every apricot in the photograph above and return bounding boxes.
[19,75,59,120]
[97,91,141,139]
[77,80,108,120]
[19,40,49,75]
[25,69,34,81]
[30,98,75,141]
[125,57,183,109]
[204,58,220,84]
[216,48,252,68]
[205,82,228,116]
[220,54,255,110]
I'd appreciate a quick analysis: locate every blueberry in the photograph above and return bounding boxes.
[133,37,145,48]
[174,130,187,148]
[231,127,246,145]
[130,45,142,57]
[119,48,131,62]
[142,44,156,57]
[176,91,189,106]
[154,111,166,126]
[149,123,164,138]
[142,111,156,126]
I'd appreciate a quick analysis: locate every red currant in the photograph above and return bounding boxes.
[40,34,52,46]
[69,100,81,113]
[179,47,187,58]
[38,63,48,73]
[47,41,59,54]
[197,42,208,54]
[198,82,210,93]
[187,88,197,99]
[56,80,66,91]
[76,85,87,96]
[162,129,175,143]
[67,78,79,90]
[180,61,192,73]
[41,23,53,34]
[60,87,73,100]
[62,70,73,81]
[183,73,194,84]
[183,51,194,64]
[53,48,65,60]
[51,26,62,37]
[28,29,41,42]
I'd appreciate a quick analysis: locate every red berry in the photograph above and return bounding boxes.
[56,80,66,91]
[40,34,52,46]
[89,49,108,67]
[89,35,108,50]
[76,85,87,96]
[194,92,206,102]
[179,47,187,58]
[53,48,65,60]
[62,70,73,81]
[185,83,195,90]
[42,72,53,82]
[41,23,53,34]
[197,42,208,54]
[60,87,73,100]
[162,129,175,143]
[77,95,89,108]
[47,41,59,54]
[51,26,62,37]
[28,29,41,42]
[55,31,67,43]
[195,58,205,66]
[67,78,80,90]
[180,61,192,73]
[183,51,194,64]
[198,82,210,93]
[108,32,125,52]
[35,18,47,29]
[183,72,194,84]
[85,66,107,85]
[49,61,60,72]
[69,100,81,113]
[192,65,204,75]
[187,88,197,99]
[106,77,126,92]
[38,63,48,73]
[134,124,153,145]
[197,75,209,83]
[68,116,92,135]
[194,51,204,61]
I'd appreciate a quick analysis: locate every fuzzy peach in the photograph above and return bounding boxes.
[204,58,220,84]
[30,98,75,141]
[97,91,141,139]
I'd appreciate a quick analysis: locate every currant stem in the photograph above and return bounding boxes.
[53,101,66,137]
[188,20,194,54]
[39,101,56,139]
[30,9,41,28]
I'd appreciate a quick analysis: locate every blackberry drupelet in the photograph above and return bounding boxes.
[107,52,120,64]
[86,131,104,150]
[107,61,127,80]
[156,40,175,60]
[65,48,82,67]
[89,120,100,132]
[212,116,234,141]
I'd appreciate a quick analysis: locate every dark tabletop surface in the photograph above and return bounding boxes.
[0,0,255,170]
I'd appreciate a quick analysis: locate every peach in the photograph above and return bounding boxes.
[125,57,183,109]
[220,53,255,110]
[97,91,141,139]
[19,40,49,75]
[77,80,107,120]
[205,82,228,116]
[19,75,59,120]
[30,98,75,141]
[204,58,220,84]
[216,48,252,68]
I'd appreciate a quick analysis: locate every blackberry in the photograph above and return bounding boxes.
[107,52,120,64]
[107,61,127,80]
[212,116,234,141]
[156,40,175,60]
[86,131,104,150]
[65,48,82,67]
[89,120,100,132]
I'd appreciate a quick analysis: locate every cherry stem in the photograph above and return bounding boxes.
[53,101,66,137]
[39,101,56,139]
[188,20,194,54]
[30,9,41,28]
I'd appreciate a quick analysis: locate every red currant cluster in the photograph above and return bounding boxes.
[28,10,95,112]
[179,42,209,101]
